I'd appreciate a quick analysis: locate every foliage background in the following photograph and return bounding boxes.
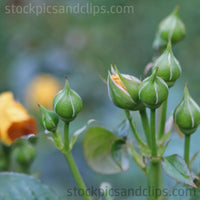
[1,0,200,199]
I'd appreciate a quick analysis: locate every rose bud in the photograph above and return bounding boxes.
[158,6,186,44]
[39,105,59,132]
[53,77,82,123]
[139,68,168,109]
[14,142,36,166]
[174,85,200,135]
[152,40,182,87]
[107,65,144,111]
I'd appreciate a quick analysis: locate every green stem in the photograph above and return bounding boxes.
[148,159,162,200]
[139,109,151,147]
[148,109,162,200]
[184,135,190,166]
[63,151,92,200]
[150,109,157,156]
[63,123,92,200]
[158,100,168,140]
[64,123,70,151]
[125,110,146,147]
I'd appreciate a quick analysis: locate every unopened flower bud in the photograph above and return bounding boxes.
[107,65,144,111]
[152,40,182,87]
[14,142,36,166]
[139,68,168,109]
[53,78,82,123]
[39,105,59,132]
[174,85,200,135]
[159,6,186,44]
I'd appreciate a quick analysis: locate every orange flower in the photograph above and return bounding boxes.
[25,74,61,109]
[0,92,37,145]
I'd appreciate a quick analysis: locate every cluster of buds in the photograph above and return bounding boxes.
[107,6,200,136]
[39,77,83,132]
[107,38,185,111]
[108,65,169,110]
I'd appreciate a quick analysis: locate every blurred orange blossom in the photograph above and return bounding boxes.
[0,92,37,145]
[25,74,61,110]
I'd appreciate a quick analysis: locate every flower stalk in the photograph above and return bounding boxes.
[150,109,157,157]
[148,109,162,200]
[184,135,190,166]
[125,110,146,147]
[63,122,92,200]
[158,99,168,140]
[63,150,92,200]
[64,123,70,151]
[139,109,151,147]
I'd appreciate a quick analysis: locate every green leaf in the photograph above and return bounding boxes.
[69,119,95,150]
[165,183,200,199]
[0,172,59,200]
[161,154,196,187]
[111,139,128,170]
[83,126,129,174]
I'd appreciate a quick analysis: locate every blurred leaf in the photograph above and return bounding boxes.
[69,119,95,151]
[158,115,173,147]
[111,139,129,170]
[158,140,170,157]
[165,183,199,199]
[114,119,129,138]
[164,115,174,134]
[140,144,151,157]
[189,152,200,168]
[190,152,200,175]
[0,172,59,200]
[45,130,63,151]
[161,154,196,187]
[158,131,172,147]
[129,146,146,174]
[83,126,129,174]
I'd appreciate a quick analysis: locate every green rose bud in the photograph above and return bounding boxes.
[107,65,144,111]
[174,85,200,135]
[152,40,182,87]
[53,77,82,123]
[39,105,59,132]
[139,68,169,109]
[159,6,186,44]
[14,142,36,166]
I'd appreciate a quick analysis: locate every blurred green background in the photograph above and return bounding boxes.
[1,0,200,199]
